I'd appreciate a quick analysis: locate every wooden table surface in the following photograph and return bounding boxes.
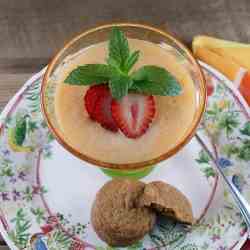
[1,0,250,249]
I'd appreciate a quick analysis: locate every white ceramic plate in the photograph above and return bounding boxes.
[0,62,249,250]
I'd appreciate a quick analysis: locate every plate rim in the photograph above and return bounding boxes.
[0,67,46,250]
[0,63,248,250]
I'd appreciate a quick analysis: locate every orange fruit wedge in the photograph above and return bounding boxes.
[192,35,250,77]
[192,35,250,105]
[240,72,250,106]
[194,46,240,80]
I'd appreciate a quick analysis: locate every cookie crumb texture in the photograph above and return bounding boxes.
[140,181,194,225]
[91,179,156,247]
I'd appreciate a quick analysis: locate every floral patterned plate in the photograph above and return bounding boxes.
[0,62,249,250]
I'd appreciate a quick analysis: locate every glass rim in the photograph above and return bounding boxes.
[41,22,207,170]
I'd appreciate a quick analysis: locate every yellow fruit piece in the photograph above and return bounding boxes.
[194,47,239,80]
[193,35,250,53]
[210,47,250,70]
[192,35,250,80]
[8,128,32,153]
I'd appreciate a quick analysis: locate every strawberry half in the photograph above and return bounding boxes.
[84,85,109,120]
[111,94,156,138]
[92,88,118,132]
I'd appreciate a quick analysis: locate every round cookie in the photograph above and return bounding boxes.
[139,181,194,225]
[91,179,156,247]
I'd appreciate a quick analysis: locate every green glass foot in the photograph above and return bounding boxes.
[101,165,155,180]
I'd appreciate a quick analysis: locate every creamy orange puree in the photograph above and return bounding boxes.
[54,39,196,164]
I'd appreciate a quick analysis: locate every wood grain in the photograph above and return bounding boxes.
[1,0,250,73]
[0,74,32,111]
[1,0,250,248]
[0,0,249,90]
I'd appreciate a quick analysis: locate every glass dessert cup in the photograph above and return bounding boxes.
[41,23,206,178]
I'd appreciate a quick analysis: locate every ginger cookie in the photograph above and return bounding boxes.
[91,179,156,247]
[139,181,194,225]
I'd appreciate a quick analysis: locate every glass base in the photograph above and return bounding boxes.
[101,165,155,179]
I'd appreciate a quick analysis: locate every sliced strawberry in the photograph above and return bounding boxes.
[240,71,250,106]
[93,89,118,132]
[84,84,108,120]
[111,94,156,138]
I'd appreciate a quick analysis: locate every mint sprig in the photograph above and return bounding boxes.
[110,73,132,100]
[65,27,182,100]
[65,64,111,85]
[131,65,182,96]
[108,27,130,71]
[124,50,140,73]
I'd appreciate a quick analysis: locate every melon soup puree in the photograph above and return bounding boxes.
[54,39,196,164]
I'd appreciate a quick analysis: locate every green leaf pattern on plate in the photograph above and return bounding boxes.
[0,66,249,249]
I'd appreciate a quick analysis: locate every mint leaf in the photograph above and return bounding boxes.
[64,64,111,85]
[124,50,140,73]
[110,72,132,100]
[65,28,182,100]
[131,65,182,96]
[130,80,174,96]
[108,27,129,69]
[107,57,119,68]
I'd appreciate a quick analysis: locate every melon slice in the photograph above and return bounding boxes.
[193,35,250,71]
[194,46,240,80]
[192,35,250,105]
